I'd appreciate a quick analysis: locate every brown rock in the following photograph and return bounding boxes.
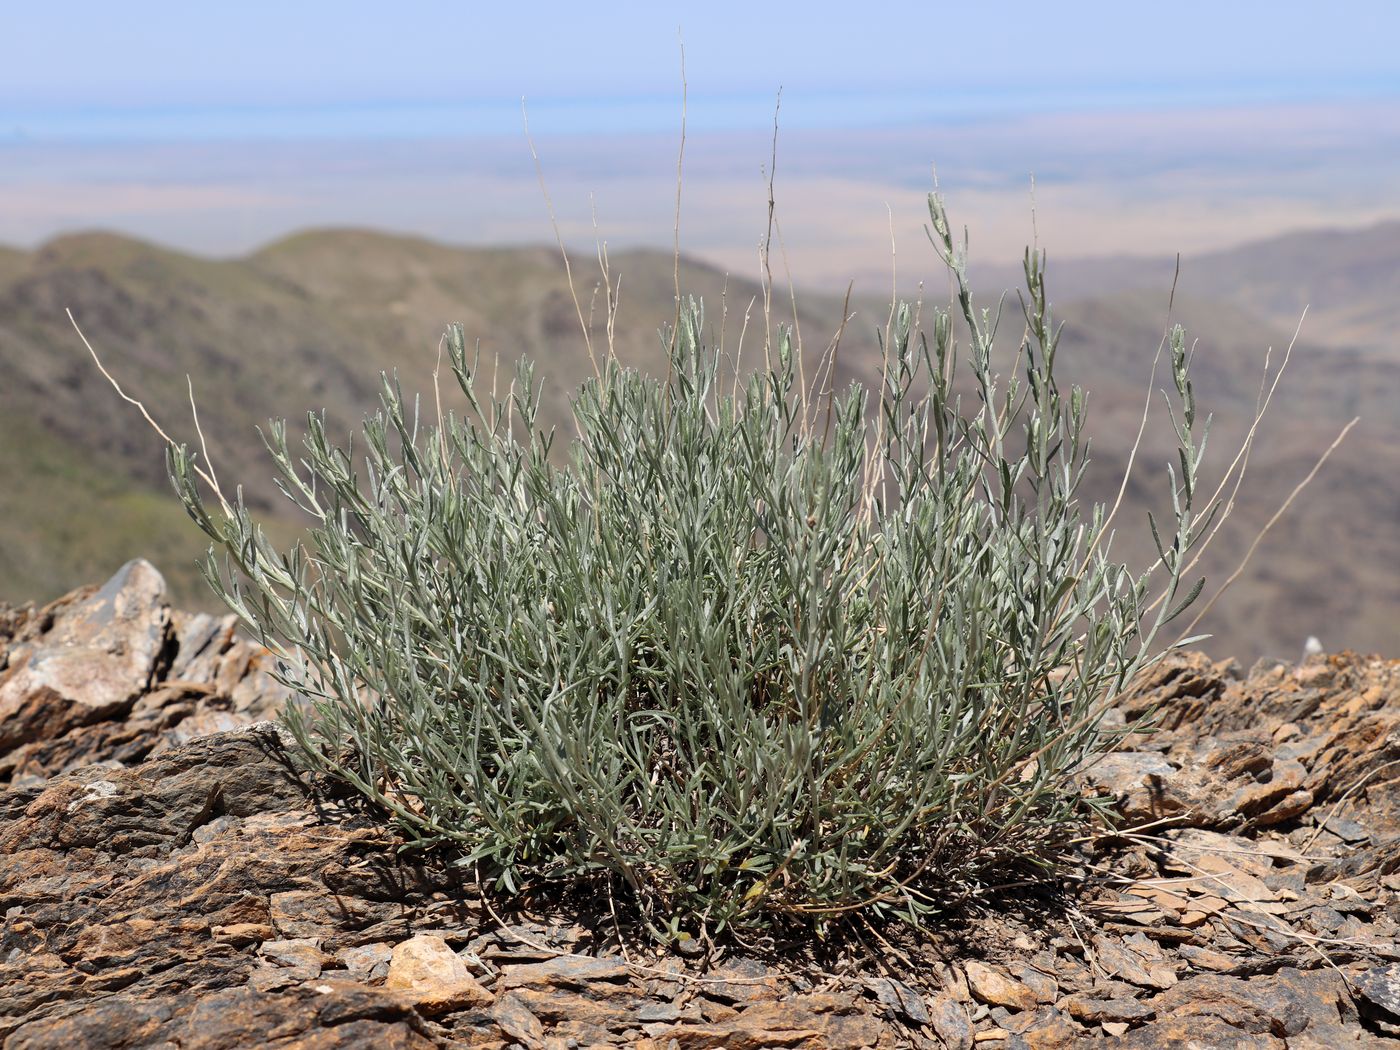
[1206,741,1273,781]
[1010,1007,1082,1048]
[339,941,395,977]
[496,953,632,992]
[258,937,329,979]
[964,961,1038,1011]
[1006,963,1057,1005]
[212,922,275,947]
[1090,935,1176,991]
[1253,788,1314,826]
[1149,969,1345,1038]
[0,567,293,785]
[1080,752,1209,825]
[3,575,1398,1050]
[645,992,894,1050]
[1111,1016,1284,1048]
[927,993,974,1050]
[4,979,440,1049]
[1114,651,1230,728]
[1232,759,1307,818]
[509,984,650,1041]
[696,956,786,1004]
[1062,995,1154,1024]
[491,991,545,1044]
[385,933,494,1014]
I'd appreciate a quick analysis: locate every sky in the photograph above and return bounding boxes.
[3,1,1399,287]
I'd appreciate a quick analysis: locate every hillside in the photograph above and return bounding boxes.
[0,223,1397,661]
[981,219,1400,357]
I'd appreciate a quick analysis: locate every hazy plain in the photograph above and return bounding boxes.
[5,98,1399,295]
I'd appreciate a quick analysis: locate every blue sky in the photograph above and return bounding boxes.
[3,2,1398,282]
[5,1,1400,140]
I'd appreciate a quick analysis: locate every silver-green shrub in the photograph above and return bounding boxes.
[169,195,1211,937]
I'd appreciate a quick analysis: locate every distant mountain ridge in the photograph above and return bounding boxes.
[979,218,1400,357]
[1,219,1397,662]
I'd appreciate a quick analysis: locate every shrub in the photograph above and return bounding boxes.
[168,194,1212,939]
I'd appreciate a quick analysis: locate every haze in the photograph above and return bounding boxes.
[4,2,1400,291]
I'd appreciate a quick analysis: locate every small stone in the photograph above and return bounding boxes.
[258,937,327,979]
[1091,935,1176,991]
[491,993,545,1044]
[1354,964,1400,1021]
[1016,1008,1081,1049]
[1253,788,1314,825]
[865,976,931,1024]
[1007,964,1057,1005]
[1063,995,1155,1024]
[211,923,274,947]
[1324,817,1372,843]
[636,1003,681,1023]
[247,968,300,993]
[1271,722,1300,744]
[338,941,394,976]
[496,954,631,991]
[1178,945,1238,972]
[696,957,785,1004]
[385,933,494,1014]
[928,993,974,1050]
[964,961,1038,1012]
[0,560,170,754]
[674,934,705,957]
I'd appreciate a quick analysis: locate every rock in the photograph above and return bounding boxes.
[1091,935,1176,991]
[693,956,786,1005]
[3,573,1400,1048]
[1148,970,1343,1038]
[928,993,974,1050]
[1009,1006,1082,1048]
[259,937,330,979]
[0,725,459,1046]
[1115,651,1235,727]
[339,941,395,978]
[1062,995,1154,1024]
[1080,752,1203,826]
[384,933,494,1014]
[964,961,1038,1011]
[0,565,290,784]
[0,560,169,755]
[1111,1016,1285,1048]
[864,976,930,1024]
[644,992,892,1049]
[1354,963,1400,1027]
[4,979,441,1049]
[212,922,275,946]
[1006,963,1057,1005]
[490,992,545,1043]
[496,953,631,992]
[1232,759,1307,819]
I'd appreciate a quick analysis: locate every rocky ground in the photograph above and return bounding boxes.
[2,560,1398,1048]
